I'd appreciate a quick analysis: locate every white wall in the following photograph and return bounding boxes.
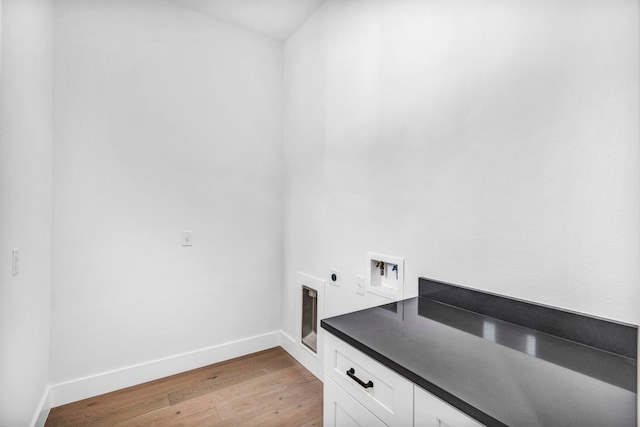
[51,0,283,390]
[0,0,53,425]
[1,0,635,419]
[282,0,640,348]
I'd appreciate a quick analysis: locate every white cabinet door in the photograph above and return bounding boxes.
[414,386,483,427]
[324,376,387,427]
[324,333,414,426]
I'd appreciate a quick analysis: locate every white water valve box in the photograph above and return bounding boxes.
[366,252,404,300]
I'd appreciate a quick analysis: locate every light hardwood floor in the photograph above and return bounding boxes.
[46,347,323,426]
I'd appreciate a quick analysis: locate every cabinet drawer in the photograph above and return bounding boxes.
[324,333,413,426]
[415,386,483,427]
[324,376,386,427]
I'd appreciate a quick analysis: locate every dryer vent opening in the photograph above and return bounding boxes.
[301,286,318,353]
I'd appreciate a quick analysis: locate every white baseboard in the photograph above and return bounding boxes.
[279,330,324,381]
[48,331,280,408]
[31,386,51,427]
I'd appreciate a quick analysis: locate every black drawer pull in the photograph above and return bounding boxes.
[346,368,374,389]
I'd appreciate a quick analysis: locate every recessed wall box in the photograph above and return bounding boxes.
[301,286,318,353]
[366,252,404,300]
[296,272,325,364]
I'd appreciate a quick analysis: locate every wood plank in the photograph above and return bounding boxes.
[45,390,170,427]
[167,348,295,405]
[167,409,224,427]
[296,415,323,427]
[47,347,288,424]
[208,367,322,426]
[114,394,221,426]
[45,346,323,426]
[214,372,319,419]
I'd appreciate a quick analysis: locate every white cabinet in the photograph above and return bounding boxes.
[324,376,386,427]
[323,333,485,427]
[324,333,414,426]
[414,386,483,427]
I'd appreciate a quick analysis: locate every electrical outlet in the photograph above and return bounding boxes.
[329,268,340,287]
[355,275,365,295]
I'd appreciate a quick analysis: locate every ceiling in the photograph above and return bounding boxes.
[170,0,326,41]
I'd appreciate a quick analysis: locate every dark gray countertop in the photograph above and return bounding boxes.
[321,296,637,426]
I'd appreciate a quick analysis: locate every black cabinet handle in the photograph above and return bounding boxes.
[346,368,374,389]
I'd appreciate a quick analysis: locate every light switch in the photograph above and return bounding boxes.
[12,249,19,277]
[355,275,365,295]
[182,231,193,247]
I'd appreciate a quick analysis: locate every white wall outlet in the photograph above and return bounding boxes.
[182,231,193,246]
[328,268,340,287]
[366,252,404,300]
[11,249,19,277]
[355,275,365,295]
